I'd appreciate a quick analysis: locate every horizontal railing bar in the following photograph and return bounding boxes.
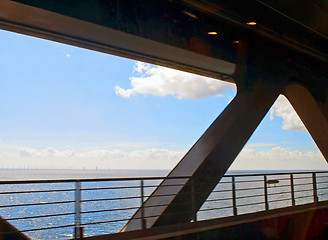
[205,197,232,202]
[235,183,291,189]
[81,183,184,191]
[21,224,75,232]
[147,193,191,198]
[81,196,141,202]
[295,195,313,199]
[293,188,313,193]
[316,175,328,178]
[82,206,139,214]
[144,201,192,209]
[268,197,292,203]
[224,171,328,177]
[234,179,264,183]
[83,199,190,210]
[82,211,187,226]
[81,218,130,226]
[147,183,185,188]
[204,198,232,204]
[316,176,328,183]
[151,206,221,219]
[236,193,264,199]
[267,190,292,196]
[235,177,290,184]
[236,186,264,191]
[216,181,232,185]
[83,209,197,226]
[142,203,171,209]
[82,186,141,191]
[292,176,312,180]
[81,192,188,203]
[266,184,291,188]
[0,176,191,185]
[266,177,290,181]
[316,178,328,181]
[316,181,328,184]
[84,200,189,216]
[199,205,234,212]
[7,212,75,221]
[236,201,265,207]
[0,188,75,195]
[89,199,189,213]
[317,181,328,184]
[317,192,328,196]
[0,200,75,208]
[143,211,191,219]
[294,182,313,187]
[210,189,233,193]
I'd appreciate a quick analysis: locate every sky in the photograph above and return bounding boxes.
[0,29,326,170]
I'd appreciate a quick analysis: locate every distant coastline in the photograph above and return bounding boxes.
[0,168,170,180]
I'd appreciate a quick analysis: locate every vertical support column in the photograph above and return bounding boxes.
[140,180,146,229]
[312,173,318,203]
[74,181,83,239]
[264,175,269,211]
[232,176,237,216]
[191,178,197,222]
[290,173,296,206]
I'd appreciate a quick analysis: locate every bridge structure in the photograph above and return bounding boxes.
[0,0,328,239]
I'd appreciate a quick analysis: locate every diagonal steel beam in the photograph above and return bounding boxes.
[123,75,281,230]
[284,83,328,161]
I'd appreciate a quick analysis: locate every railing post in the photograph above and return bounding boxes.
[312,173,318,203]
[290,173,295,206]
[191,177,197,221]
[140,180,146,229]
[232,176,237,216]
[74,181,83,239]
[264,175,269,210]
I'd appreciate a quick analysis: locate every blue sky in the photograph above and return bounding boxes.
[0,29,326,170]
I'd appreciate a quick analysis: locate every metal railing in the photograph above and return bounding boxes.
[0,171,327,239]
[198,171,328,220]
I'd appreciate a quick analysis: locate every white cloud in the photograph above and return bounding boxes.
[0,144,184,169]
[115,61,235,99]
[270,95,306,131]
[66,53,71,58]
[133,61,148,73]
[231,146,327,170]
[114,87,134,98]
[0,143,326,171]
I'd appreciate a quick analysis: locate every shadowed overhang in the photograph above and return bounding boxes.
[0,0,328,84]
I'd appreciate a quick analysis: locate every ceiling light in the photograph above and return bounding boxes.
[246,22,257,26]
[207,31,218,35]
